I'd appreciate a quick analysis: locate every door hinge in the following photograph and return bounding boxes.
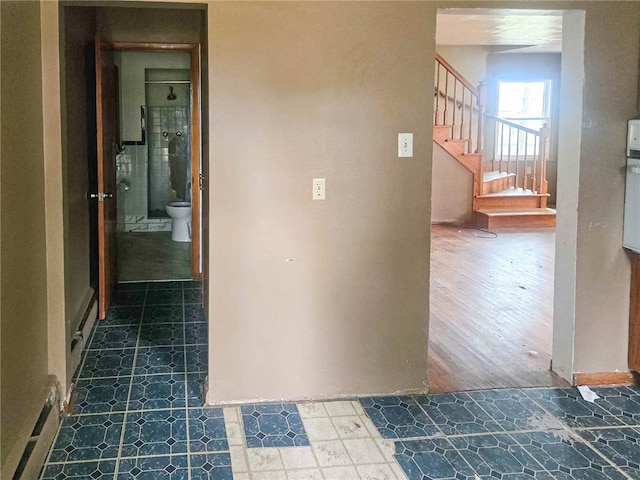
[89,192,114,202]
[199,173,206,191]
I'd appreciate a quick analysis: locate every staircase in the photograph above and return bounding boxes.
[434,54,556,228]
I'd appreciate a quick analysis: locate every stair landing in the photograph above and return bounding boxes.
[475,187,549,211]
[433,124,554,228]
[483,171,515,194]
[481,186,537,196]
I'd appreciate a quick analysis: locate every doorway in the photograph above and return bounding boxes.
[429,8,582,392]
[111,44,202,283]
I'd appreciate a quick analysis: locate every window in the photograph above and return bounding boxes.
[497,81,550,131]
[496,81,551,157]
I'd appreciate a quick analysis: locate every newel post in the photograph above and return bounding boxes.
[539,123,550,206]
[476,81,486,154]
[539,123,550,184]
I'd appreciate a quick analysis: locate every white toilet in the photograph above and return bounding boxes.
[165,202,192,242]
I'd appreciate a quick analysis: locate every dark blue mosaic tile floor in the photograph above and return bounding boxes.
[360,396,439,439]
[41,281,640,479]
[362,388,640,480]
[40,281,235,480]
[240,403,309,448]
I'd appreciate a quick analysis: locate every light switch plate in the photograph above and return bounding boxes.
[398,133,413,157]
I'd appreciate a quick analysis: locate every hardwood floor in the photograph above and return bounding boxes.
[428,224,569,393]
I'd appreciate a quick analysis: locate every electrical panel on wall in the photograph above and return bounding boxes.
[628,119,640,158]
[623,120,640,253]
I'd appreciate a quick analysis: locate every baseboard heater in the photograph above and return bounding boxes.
[65,295,98,413]
[70,293,98,368]
[10,295,99,479]
[10,380,60,480]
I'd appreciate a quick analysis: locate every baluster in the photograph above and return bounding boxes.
[452,78,457,130]
[459,88,465,141]
[435,62,440,125]
[467,94,473,153]
[523,132,529,191]
[515,129,521,189]
[476,81,485,154]
[532,132,539,193]
[443,70,449,126]
[507,125,512,175]
[491,118,497,171]
[493,121,504,172]
[540,123,550,204]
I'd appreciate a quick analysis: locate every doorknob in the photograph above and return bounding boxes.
[89,192,114,201]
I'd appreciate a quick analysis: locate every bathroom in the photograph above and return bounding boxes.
[115,51,196,281]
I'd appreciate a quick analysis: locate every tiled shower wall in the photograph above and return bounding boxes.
[116,145,172,232]
[147,106,190,216]
[116,107,190,232]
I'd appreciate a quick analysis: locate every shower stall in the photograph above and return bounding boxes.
[145,68,191,218]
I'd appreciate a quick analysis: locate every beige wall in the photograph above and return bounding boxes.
[573,2,639,374]
[436,45,490,87]
[431,144,473,223]
[0,1,50,475]
[553,9,584,383]
[97,7,201,44]
[204,0,640,399]
[60,6,97,386]
[207,1,435,402]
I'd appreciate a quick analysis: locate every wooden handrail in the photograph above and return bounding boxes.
[434,54,484,155]
[434,88,480,111]
[435,53,477,96]
[485,114,542,136]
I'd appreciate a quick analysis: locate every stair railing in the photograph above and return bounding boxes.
[434,53,485,155]
[486,114,550,202]
[434,53,550,205]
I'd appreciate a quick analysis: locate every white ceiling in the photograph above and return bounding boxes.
[436,9,563,53]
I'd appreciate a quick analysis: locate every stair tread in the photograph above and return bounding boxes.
[483,171,516,182]
[478,187,548,198]
[475,208,556,217]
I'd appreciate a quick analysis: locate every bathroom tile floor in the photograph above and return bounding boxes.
[118,232,191,282]
[41,281,640,479]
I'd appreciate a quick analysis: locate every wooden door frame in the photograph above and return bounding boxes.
[112,41,202,279]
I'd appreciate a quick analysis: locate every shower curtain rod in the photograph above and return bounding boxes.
[145,80,191,85]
